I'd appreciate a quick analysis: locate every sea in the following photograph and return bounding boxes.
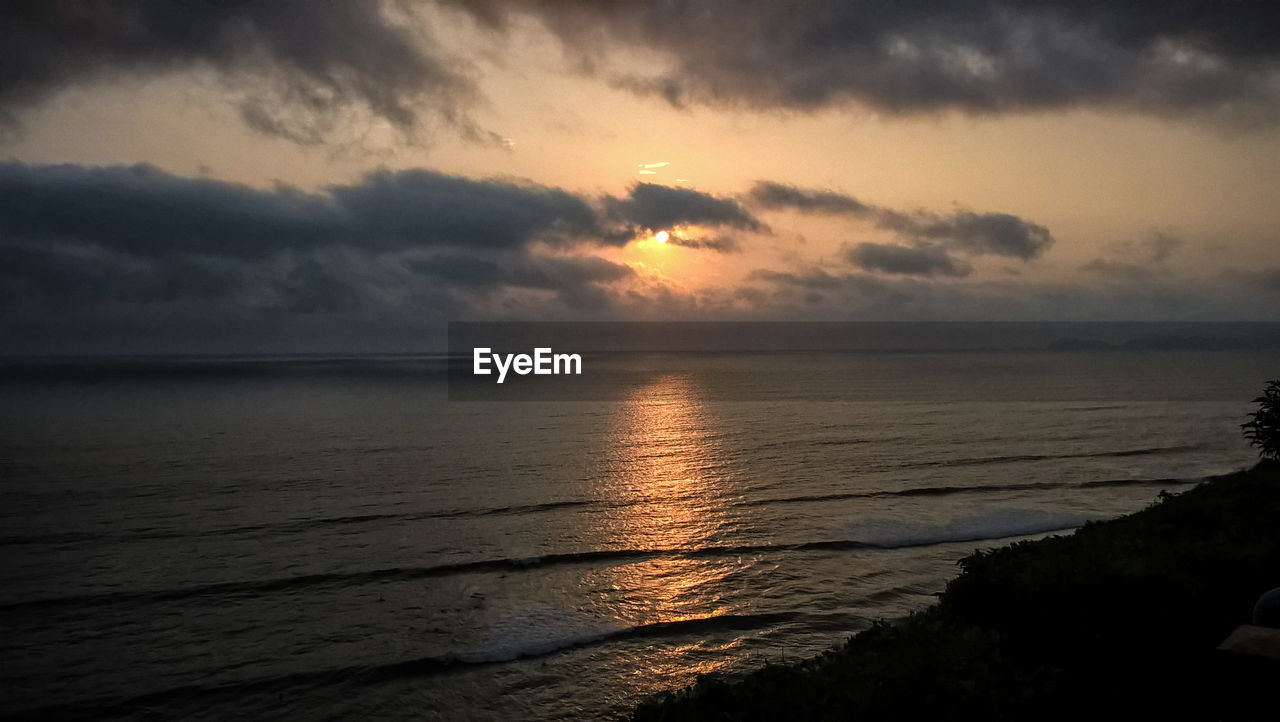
[1,344,1276,720]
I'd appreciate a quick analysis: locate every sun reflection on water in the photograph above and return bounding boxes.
[586,373,753,678]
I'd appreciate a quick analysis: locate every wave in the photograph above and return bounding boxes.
[744,475,1200,507]
[2,511,1109,616]
[0,499,597,548]
[455,607,797,664]
[2,467,1203,550]
[1076,476,1195,489]
[897,444,1203,470]
[3,610,796,721]
[0,548,663,614]
[842,507,1098,549]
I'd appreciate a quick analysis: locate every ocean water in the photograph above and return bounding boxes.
[0,350,1275,720]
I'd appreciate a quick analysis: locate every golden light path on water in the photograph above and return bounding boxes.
[585,373,757,682]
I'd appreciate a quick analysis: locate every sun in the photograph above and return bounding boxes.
[655,230,669,244]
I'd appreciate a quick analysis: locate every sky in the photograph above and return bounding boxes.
[2,1,1279,353]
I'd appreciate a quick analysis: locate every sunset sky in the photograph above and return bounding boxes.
[3,1,1279,353]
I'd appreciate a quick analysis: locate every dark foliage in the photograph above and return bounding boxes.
[635,463,1280,721]
[1242,380,1280,461]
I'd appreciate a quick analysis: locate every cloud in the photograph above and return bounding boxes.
[506,254,633,287]
[0,164,758,267]
[0,162,627,329]
[1081,230,1186,279]
[0,1,486,143]
[8,2,1279,146]
[1107,230,1186,264]
[0,242,241,309]
[747,268,844,290]
[606,182,763,235]
[331,169,604,250]
[1141,232,1184,263]
[877,210,1053,260]
[748,181,872,216]
[665,234,740,252]
[0,162,604,259]
[747,181,1053,261]
[405,253,503,289]
[2,162,1271,354]
[484,0,1280,127]
[0,163,770,350]
[847,242,971,277]
[408,252,634,310]
[745,266,1278,322]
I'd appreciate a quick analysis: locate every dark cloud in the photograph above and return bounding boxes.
[483,0,1280,126]
[1082,230,1186,279]
[747,181,1053,261]
[1105,230,1186,264]
[0,162,602,259]
[878,210,1053,260]
[0,163,337,258]
[0,241,408,317]
[3,161,1270,354]
[847,242,972,277]
[0,164,755,269]
[556,281,616,311]
[406,253,503,289]
[7,1,1278,145]
[0,1,484,143]
[331,169,603,250]
[272,256,363,314]
[745,266,1275,322]
[606,183,762,235]
[0,242,241,309]
[748,181,871,216]
[407,252,633,313]
[503,254,634,289]
[409,253,632,291]
[1142,232,1184,263]
[0,166,752,279]
[665,234,740,252]
[747,269,844,291]
[0,162,696,349]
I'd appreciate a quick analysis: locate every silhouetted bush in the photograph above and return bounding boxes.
[1242,379,1280,461]
[634,464,1280,721]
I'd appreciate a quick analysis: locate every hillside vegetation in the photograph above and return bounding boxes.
[636,461,1280,721]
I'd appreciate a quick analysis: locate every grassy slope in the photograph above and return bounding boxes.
[635,462,1280,721]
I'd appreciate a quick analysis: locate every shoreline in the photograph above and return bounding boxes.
[635,461,1280,720]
